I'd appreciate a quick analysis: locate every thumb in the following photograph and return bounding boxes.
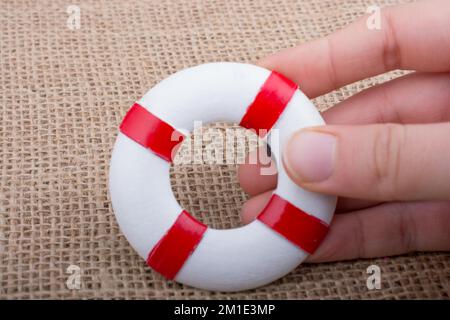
[282,122,450,201]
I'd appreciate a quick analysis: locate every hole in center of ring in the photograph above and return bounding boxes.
[169,121,279,230]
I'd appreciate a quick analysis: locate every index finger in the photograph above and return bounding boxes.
[259,0,450,98]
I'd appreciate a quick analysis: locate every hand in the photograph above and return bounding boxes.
[238,0,450,262]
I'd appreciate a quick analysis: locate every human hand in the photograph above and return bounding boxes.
[238,0,450,262]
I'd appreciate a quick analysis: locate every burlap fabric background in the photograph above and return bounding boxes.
[1,0,449,299]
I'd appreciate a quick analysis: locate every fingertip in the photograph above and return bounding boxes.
[240,191,273,224]
[237,148,278,196]
[237,162,258,195]
[281,128,336,189]
[256,54,277,70]
[304,214,351,263]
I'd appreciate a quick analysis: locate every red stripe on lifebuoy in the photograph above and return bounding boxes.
[257,194,329,254]
[239,71,297,137]
[120,103,184,162]
[146,210,207,279]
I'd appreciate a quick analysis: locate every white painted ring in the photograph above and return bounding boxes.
[109,62,336,291]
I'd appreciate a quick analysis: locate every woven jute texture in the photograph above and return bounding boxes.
[1,0,449,299]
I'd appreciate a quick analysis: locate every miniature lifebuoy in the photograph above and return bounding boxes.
[109,62,336,291]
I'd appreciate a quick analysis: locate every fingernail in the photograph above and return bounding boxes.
[283,130,336,183]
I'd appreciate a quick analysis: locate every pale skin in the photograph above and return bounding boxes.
[238,0,450,262]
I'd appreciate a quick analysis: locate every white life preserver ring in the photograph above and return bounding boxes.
[109,62,336,292]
